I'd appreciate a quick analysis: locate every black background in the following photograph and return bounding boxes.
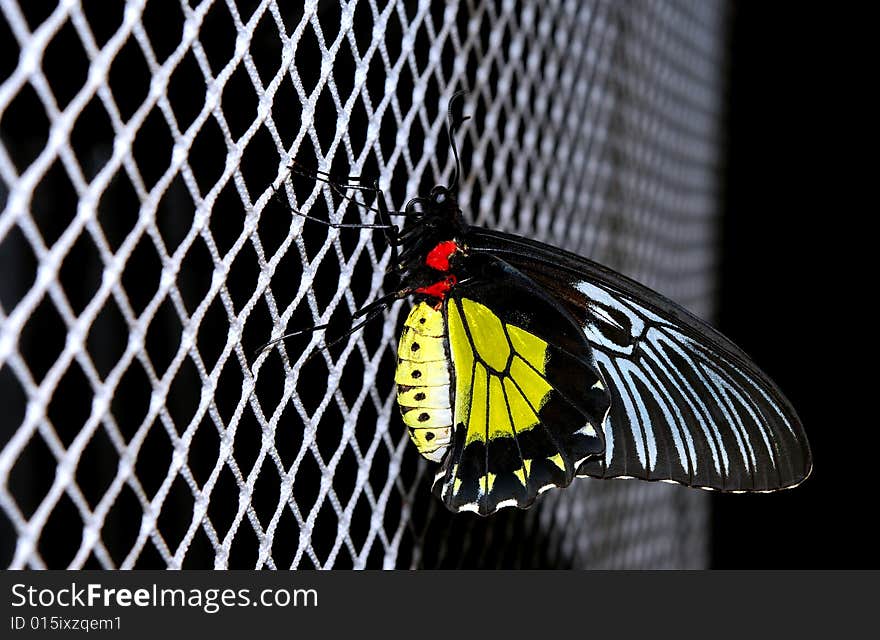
[715,3,872,567]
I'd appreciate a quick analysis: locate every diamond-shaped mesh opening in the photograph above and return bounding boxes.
[2,0,726,568]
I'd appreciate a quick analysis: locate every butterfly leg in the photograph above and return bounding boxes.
[271,181,395,230]
[369,177,401,271]
[272,160,407,232]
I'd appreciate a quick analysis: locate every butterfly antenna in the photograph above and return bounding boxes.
[447,90,471,191]
[288,161,390,216]
[253,289,409,364]
[254,321,331,358]
[252,311,380,369]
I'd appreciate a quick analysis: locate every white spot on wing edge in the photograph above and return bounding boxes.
[574,454,597,468]
[575,423,597,437]
[458,503,480,514]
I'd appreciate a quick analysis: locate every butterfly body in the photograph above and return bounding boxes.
[396,302,453,463]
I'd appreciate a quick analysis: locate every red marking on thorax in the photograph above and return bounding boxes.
[417,241,460,303]
[425,240,458,272]
[416,275,458,301]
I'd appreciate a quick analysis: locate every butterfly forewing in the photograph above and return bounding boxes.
[432,256,609,515]
[466,228,812,492]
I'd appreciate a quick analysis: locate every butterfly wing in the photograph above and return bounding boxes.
[433,256,610,515]
[466,228,812,492]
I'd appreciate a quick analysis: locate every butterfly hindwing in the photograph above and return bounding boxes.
[432,256,610,515]
[466,228,812,492]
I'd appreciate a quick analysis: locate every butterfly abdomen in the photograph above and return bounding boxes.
[395,302,453,462]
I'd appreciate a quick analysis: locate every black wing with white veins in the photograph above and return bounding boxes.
[466,228,812,492]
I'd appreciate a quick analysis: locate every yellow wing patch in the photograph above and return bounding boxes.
[465,363,488,446]
[509,356,552,410]
[507,324,548,371]
[447,299,474,431]
[447,298,552,445]
[548,453,566,471]
[487,376,514,440]
[513,459,533,486]
[461,299,510,371]
[434,293,607,515]
[503,378,540,433]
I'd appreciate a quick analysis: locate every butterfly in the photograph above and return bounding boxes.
[278,94,812,516]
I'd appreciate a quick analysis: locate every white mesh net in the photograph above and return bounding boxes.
[0,0,727,568]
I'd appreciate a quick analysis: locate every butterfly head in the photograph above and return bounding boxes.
[420,183,465,224]
[429,184,452,207]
